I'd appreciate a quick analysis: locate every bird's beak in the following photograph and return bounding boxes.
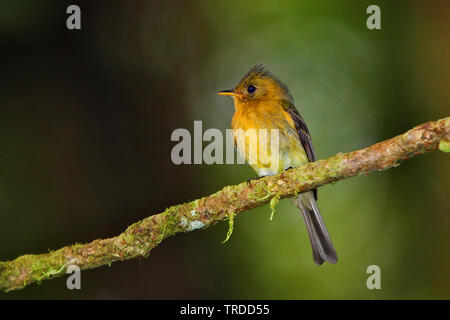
[217,89,236,96]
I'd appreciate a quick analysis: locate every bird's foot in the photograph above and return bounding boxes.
[246,175,267,185]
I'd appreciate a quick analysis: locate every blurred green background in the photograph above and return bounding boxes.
[0,0,449,299]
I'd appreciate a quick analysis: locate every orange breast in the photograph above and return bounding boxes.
[231,100,308,175]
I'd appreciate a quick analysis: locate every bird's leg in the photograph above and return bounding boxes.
[246,175,268,185]
[247,167,293,185]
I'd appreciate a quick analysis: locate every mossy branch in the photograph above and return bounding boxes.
[1,117,449,292]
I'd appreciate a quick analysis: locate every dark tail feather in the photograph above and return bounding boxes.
[291,192,338,266]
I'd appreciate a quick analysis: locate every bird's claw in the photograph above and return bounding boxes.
[246,175,267,185]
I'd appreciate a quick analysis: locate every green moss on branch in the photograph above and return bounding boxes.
[1,117,449,292]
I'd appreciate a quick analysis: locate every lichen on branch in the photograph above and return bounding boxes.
[0,117,449,293]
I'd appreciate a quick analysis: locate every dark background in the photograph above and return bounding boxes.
[0,0,449,299]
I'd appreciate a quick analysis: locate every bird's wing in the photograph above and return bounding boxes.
[281,100,318,200]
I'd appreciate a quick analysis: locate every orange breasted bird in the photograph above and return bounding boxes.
[218,63,338,265]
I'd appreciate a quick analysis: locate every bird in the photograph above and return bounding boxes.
[218,63,338,265]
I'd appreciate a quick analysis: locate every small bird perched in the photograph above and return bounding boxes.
[218,63,338,265]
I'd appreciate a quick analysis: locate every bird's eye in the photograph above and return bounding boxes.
[247,85,256,94]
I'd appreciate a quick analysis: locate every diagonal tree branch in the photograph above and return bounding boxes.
[1,117,449,292]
